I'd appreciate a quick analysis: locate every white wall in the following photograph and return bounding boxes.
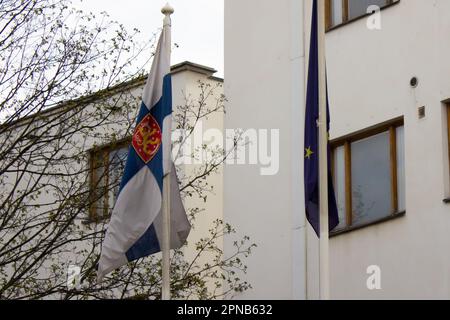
[310,0,450,299]
[224,0,307,299]
[225,0,450,300]
[172,69,225,295]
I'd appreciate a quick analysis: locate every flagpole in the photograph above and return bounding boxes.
[317,0,330,300]
[162,172,171,300]
[161,3,174,301]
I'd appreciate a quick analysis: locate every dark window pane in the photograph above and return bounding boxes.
[92,153,106,219]
[108,146,128,210]
[348,0,388,20]
[351,131,391,226]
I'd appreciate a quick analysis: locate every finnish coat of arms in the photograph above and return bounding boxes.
[132,114,162,163]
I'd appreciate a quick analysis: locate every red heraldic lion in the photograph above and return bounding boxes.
[132,114,162,164]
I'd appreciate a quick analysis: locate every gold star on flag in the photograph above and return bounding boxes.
[305,146,314,159]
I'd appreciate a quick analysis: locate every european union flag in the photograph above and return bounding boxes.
[304,0,339,236]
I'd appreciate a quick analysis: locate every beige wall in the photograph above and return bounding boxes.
[225,0,450,299]
[172,69,225,295]
[306,0,450,299]
[224,0,307,299]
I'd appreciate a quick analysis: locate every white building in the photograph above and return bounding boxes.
[0,61,225,299]
[86,61,225,296]
[224,0,450,299]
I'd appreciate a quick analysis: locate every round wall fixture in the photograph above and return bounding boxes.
[410,77,419,88]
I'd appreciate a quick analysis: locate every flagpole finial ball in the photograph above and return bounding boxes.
[161,3,174,16]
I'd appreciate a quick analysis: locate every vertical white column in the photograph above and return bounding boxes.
[162,174,171,300]
[317,0,331,301]
[161,2,174,301]
[290,0,307,300]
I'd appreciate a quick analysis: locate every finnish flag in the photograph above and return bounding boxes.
[97,14,191,281]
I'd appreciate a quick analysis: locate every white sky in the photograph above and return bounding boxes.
[74,0,224,77]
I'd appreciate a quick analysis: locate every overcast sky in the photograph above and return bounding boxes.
[74,0,224,77]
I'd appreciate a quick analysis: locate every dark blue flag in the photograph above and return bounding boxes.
[304,0,339,236]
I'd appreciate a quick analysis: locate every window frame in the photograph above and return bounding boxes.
[88,137,131,222]
[446,104,450,204]
[330,117,405,235]
[325,0,399,31]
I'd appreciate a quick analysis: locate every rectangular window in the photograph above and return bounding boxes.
[89,139,129,221]
[326,0,398,30]
[447,105,450,196]
[331,118,405,231]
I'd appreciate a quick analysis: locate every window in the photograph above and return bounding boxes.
[89,139,129,221]
[447,104,450,201]
[326,0,399,30]
[331,118,405,232]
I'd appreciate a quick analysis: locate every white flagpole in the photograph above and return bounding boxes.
[317,0,330,300]
[162,173,171,300]
[161,3,174,301]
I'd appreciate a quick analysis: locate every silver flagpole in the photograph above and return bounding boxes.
[162,172,171,301]
[161,3,174,301]
[317,0,331,300]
